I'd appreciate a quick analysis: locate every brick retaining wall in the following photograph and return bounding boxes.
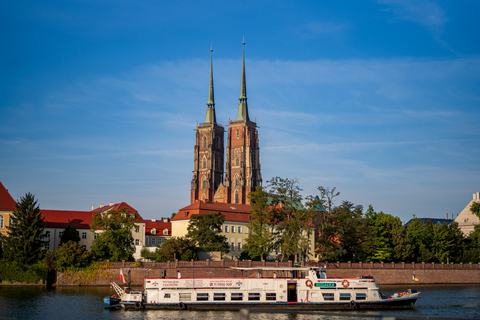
[55,261,480,286]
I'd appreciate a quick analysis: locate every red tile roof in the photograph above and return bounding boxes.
[91,202,144,222]
[144,219,172,236]
[41,210,93,229]
[0,181,16,211]
[172,200,252,223]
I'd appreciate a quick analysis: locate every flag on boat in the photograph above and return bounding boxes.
[413,270,419,282]
[120,269,126,284]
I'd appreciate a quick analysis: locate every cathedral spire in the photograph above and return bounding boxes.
[205,46,216,124]
[236,40,250,121]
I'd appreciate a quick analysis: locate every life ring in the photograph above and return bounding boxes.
[350,300,358,309]
[305,280,313,288]
[179,302,186,310]
[111,294,117,299]
[134,302,143,310]
[342,280,349,288]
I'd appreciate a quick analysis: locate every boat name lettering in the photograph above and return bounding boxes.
[209,280,233,287]
[162,280,179,287]
[315,282,336,288]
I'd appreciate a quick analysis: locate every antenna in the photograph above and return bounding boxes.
[242,35,245,45]
[210,42,213,52]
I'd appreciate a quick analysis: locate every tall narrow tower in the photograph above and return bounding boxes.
[191,49,225,203]
[224,42,262,204]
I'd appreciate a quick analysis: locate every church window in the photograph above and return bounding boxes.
[234,190,239,204]
[236,129,239,139]
[202,158,207,169]
[235,157,239,166]
[202,178,207,189]
[203,136,207,148]
[235,175,240,187]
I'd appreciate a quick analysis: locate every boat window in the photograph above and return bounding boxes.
[356,293,367,300]
[231,293,243,301]
[197,293,209,301]
[322,293,334,301]
[266,293,276,301]
[214,293,226,301]
[339,293,351,301]
[248,293,261,301]
[179,293,191,302]
[164,293,171,298]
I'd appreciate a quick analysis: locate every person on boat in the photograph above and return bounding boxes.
[273,272,277,278]
[177,270,181,279]
[256,271,261,278]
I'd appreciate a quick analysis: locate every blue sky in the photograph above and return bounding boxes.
[1,0,479,222]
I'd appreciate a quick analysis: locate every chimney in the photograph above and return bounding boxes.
[152,219,156,223]
[91,205,94,210]
[163,218,168,223]
[110,202,114,206]
[100,204,105,208]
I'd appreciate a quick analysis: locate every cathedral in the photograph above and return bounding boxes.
[190,44,262,205]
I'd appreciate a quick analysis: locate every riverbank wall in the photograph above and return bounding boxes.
[55,260,480,286]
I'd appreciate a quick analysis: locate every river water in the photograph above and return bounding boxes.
[0,284,479,319]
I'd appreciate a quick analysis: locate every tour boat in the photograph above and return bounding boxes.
[108,267,420,311]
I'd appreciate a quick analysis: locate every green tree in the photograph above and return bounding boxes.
[243,186,275,260]
[314,186,340,261]
[60,224,80,244]
[55,240,92,269]
[463,225,480,263]
[3,193,45,265]
[155,236,198,261]
[186,212,229,253]
[471,202,480,219]
[266,177,315,262]
[90,208,139,261]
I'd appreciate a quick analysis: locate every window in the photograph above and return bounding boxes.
[152,238,156,245]
[151,228,156,235]
[179,293,191,302]
[44,243,50,250]
[248,293,261,301]
[163,229,169,235]
[238,226,242,233]
[236,129,239,139]
[235,175,240,187]
[322,293,334,301]
[234,190,239,204]
[231,293,243,301]
[59,231,63,238]
[224,226,229,233]
[185,212,189,217]
[203,158,207,169]
[164,293,171,298]
[339,293,351,301]
[235,158,239,166]
[82,232,87,239]
[197,293,209,301]
[214,293,226,301]
[82,245,86,249]
[202,178,207,189]
[238,242,241,250]
[45,231,50,238]
[266,293,276,301]
[0,216,3,229]
[135,226,140,233]
[203,136,207,148]
[356,293,367,301]
[231,226,235,233]
[135,239,139,245]
[94,233,98,239]
[231,242,235,251]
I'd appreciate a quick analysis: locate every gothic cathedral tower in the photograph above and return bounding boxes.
[191,50,225,203]
[224,43,262,204]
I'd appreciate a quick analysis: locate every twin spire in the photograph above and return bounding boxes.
[204,42,250,124]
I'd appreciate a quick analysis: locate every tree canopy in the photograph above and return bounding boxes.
[89,208,139,261]
[3,193,45,265]
[60,224,80,244]
[186,212,229,253]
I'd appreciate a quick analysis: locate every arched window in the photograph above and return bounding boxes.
[234,190,239,204]
[203,136,207,148]
[151,228,156,235]
[236,129,239,139]
[235,175,240,187]
[202,178,207,189]
[235,157,239,166]
[202,157,207,169]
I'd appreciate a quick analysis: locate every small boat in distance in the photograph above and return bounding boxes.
[107,266,420,311]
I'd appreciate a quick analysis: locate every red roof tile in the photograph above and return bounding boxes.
[144,219,172,236]
[0,181,16,211]
[41,210,93,229]
[172,200,251,223]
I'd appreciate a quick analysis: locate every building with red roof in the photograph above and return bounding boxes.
[0,181,16,236]
[144,218,171,247]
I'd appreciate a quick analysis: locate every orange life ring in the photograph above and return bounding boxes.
[305,280,313,288]
[342,280,349,288]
